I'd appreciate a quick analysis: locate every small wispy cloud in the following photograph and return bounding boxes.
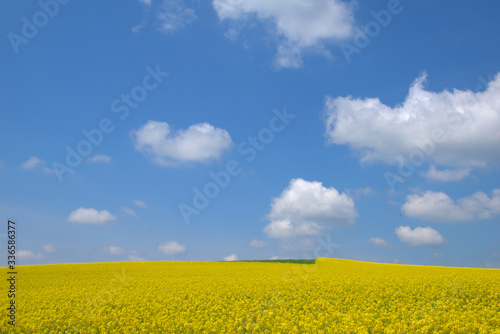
[42,166,56,174]
[20,156,44,170]
[103,246,125,255]
[121,207,138,218]
[347,187,375,199]
[67,207,117,225]
[128,254,147,262]
[18,250,45,260]
[369,237,391,247]
[19,156,59,175]
[42,244,56,253]
[133,0,197,34]
[88,154,112,163]
[156,0,197,34]
[250,239,267,248]
[133,200,148,208]
[422,165,470,182]
[158,241,186,255]
[223,254,238,261]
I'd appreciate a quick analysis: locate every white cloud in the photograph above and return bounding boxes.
[347,187,375,198]
[133,200,148,208]
[42,165,75,177]
[128,254,147,262]
[67,207,117,225]
[132,20,147,33]
[133,0,196,33]
[324,72,500,168]
[250,239,267,248]
[369,237,390,247]
[88,154,112,163]
[121,207,138,218]
[132,121,233,166]
[18,250,45,260]
[103,246,125,255]
[158,241,186,255]
[223,254,238,261]
[422,165,470,182]
[395,226,444,247]
[42,244,56,253]
[42,166,56,174]
[19,157,63,176]
[128,250,145,261]
[213,0,355,68]
[156,0,197,33]
[402,189,500,222]
[20,156,44,170]
[263,178,357,239]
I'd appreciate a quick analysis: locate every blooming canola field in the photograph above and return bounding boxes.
[2,258,499,333]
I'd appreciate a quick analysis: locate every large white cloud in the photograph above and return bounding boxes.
[324,72,500,168]
[395,226,444,247]
[158,241,186,255]
[402,190,500,222]
[213,0,355,68]
[67,207,117,225]
[264,178,357,239]
[132,121,233,166]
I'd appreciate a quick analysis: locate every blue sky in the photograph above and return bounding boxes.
[1,0,499,268]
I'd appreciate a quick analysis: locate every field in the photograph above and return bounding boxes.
[2,258,499,333]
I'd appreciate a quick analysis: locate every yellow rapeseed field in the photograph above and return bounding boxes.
[2,258,499,333]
